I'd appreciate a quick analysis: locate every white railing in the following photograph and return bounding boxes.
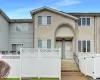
[0,48,61,80]
[78,53,100,79]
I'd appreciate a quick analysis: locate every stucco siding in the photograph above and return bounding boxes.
[56,26,74,37]
[76,17,95,53]
[0,14,9,51]
[33,10,76,48]
[9,23,33,51]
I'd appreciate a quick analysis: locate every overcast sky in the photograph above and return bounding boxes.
[0,0,100,19]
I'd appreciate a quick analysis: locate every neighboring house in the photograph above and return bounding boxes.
[0,6,100,71]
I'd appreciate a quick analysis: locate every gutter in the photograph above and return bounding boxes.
[94,16,95,53]
[30,12,35,48]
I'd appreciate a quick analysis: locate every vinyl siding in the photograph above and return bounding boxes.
[9,23,33,51]
[0,14,9,51]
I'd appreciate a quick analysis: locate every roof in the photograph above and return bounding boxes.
[0,9,10,21]
[10,19,33,23]
[30,6,79,20]
[68,13,100,16]
[0,9,33,23]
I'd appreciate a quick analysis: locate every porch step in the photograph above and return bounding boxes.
[61,72,84,76]
[61,60,79,72]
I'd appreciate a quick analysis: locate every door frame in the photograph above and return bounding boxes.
[56,39,72,59]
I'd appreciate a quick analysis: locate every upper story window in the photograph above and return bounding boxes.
[78,18,90,26]
[78,40,90,52]
[16,24,22,31]
[38,16,51,25]
[16,23,28,32]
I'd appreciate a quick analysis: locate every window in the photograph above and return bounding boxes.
[82,18,85,26]
[78,40,90,52]
[47,16,51,24]
[78,18,90,26]
[78,41,81,52]
[38,16,51,25]
[12,44,23,51]
[38,39,51,48]
[38,16,42,25]
[87,41,90,52]
[16,24,22,31]
[83,41,86,52]
[78,18,81,26]
[87,18,90,26]
[16,23,28,32]
[47,39,51,48]
[42,16,47,25]
[22,23,28,31]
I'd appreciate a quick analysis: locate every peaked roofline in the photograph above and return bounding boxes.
[30,6,79,20]
[0,9,10,21]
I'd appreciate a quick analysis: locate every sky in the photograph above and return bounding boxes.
[0,0,100,19]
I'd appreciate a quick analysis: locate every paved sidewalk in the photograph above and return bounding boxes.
[62,75,91,80]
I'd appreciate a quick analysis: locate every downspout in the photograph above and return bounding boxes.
[95,16,97,54]
[30,13,35,48]
[94,16,96,54]
[75,20,77,55]
[94,16,95,53]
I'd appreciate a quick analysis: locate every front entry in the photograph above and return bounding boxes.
[56,39,73,59]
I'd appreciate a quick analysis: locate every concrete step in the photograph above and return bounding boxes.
[61,72,84,76]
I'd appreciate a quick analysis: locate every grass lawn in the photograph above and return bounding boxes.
[4,78,20,80]
[4,78,59,80]
[32,78,59,80]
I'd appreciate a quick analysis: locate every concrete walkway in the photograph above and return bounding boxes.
[62,75,90,80]
[61,72,91,80]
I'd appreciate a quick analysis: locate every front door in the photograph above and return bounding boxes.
[64,41,73,59]
[56,40,73,59]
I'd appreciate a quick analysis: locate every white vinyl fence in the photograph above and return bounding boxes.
[78,53,100,79]
[0,48,61,79]
[0,55,20,78]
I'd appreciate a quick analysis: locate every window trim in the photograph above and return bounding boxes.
[77,40,91,53]
[38,16,51,26]
[78,17,91,26]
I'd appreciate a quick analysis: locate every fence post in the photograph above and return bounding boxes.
[59,48,61,80]
[20,49,22,80]
[93,56,96,79]
[38,49,40,79]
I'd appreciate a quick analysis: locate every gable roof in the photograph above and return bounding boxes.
[0,9,10,21]
[30,6,78,20]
